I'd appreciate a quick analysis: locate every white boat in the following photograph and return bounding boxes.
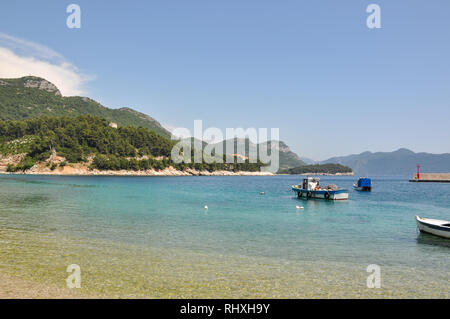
[416,216,450,239]
[292,177,349,201]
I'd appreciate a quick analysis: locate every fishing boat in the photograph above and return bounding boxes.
[292,177,349,200]
[353,177,372,191]
[416,216,450,239]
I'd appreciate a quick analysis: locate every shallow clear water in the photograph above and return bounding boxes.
[0,175,449,297]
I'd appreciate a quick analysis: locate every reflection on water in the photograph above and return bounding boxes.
[416,233,450,248]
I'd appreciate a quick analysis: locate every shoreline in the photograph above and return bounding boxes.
[0,161,353,177]
[0,172,273,177]
[0,156,273,176]
[0,171,356,177]
[0,168,275,177]
[1,154,353,177]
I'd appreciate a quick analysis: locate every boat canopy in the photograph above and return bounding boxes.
[302,177,320,190]
[303,177,320,183]
[357,178,371,187]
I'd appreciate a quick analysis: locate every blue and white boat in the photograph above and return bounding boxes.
[416,216,450,239]
[353,177,372,191]
[292,177,349,201]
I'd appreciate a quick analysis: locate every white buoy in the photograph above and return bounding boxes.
[204,205,208,210]
[296,206,304,210]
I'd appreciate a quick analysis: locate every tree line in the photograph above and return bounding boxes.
[0,115,264,172]
[279,163,353,174]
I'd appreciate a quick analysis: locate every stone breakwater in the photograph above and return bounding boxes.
[410,173,450,183]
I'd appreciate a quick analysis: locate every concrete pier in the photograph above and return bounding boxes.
[409,173,450,183]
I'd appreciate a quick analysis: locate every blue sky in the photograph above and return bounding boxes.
[0,0,449,160]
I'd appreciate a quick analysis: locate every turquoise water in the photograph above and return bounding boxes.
[0,175,449,297]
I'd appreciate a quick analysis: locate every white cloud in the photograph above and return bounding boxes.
[0,33,91,96]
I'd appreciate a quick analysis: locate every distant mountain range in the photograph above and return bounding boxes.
[0,76,170,138]
[321,148,450,176]
[3,77,447,176]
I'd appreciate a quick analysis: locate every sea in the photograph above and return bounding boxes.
[0,174,448,298]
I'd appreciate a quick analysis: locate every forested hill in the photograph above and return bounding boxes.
[0,76,170,138]
[279,163,353,175]
[0,76,308,173]
[0,116,265,173]
[0,116,174,163]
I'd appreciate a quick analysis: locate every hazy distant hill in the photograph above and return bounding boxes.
[209,138,306,172]
[299,157,317,165]
[263,140,306,171]
[0,76,170,138]
[321,148,450,175]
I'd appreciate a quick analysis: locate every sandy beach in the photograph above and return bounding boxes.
[0,272,92,299]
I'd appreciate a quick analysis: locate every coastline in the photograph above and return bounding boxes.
[0,165,274,177]
[0,169,356,177]
[0,154,353,177]
[0,154,274,176]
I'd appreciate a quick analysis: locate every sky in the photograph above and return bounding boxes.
[0,0,449,160]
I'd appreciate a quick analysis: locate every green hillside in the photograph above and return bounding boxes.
[0,116,265,173]
[0,76,170,138]
[0,76,307,173]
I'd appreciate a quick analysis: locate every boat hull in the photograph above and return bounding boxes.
[292,187,349,200]
[353,185,372,192]
[416,216,450,239]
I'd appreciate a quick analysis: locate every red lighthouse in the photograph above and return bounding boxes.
[417,164,421,180]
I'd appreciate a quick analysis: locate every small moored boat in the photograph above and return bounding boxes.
[292,177,349,201]
[353,177,372,191]
[416,216,450,239]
